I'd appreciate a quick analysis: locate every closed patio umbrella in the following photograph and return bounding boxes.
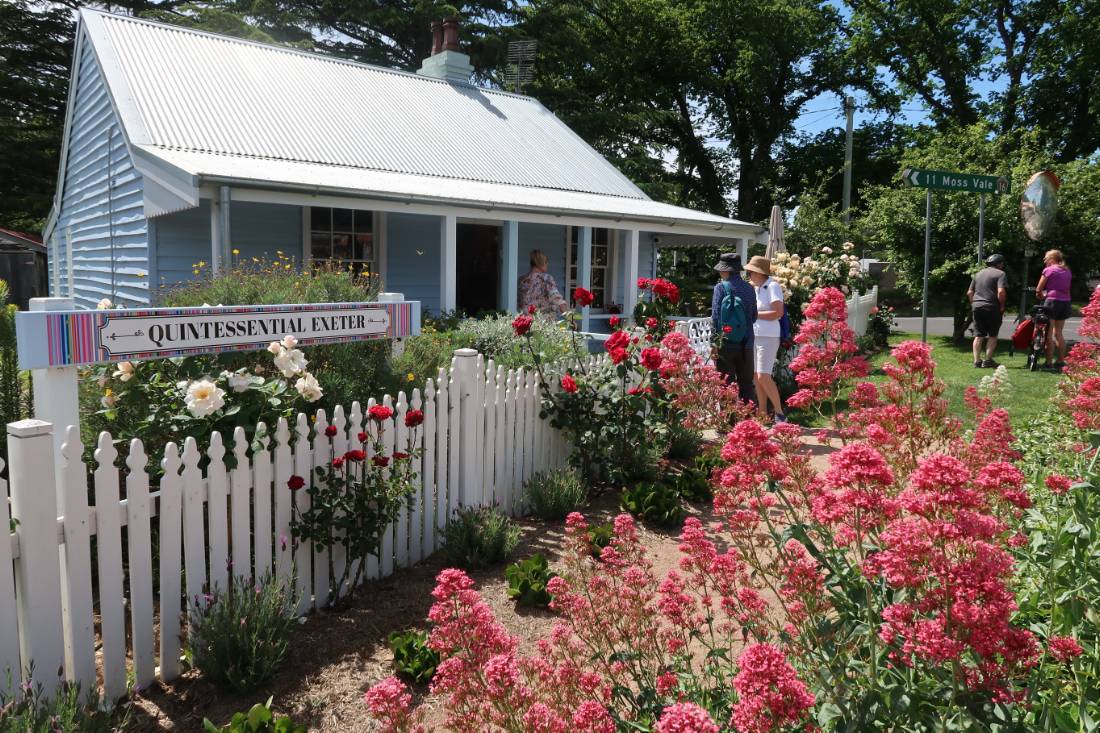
[765,205,786,259]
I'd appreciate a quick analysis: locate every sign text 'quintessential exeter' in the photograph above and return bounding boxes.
[16,301,420,369]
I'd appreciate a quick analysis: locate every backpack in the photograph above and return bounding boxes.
[718,280,750,344]
[779,308,791,341]
[1011,318,1034,350]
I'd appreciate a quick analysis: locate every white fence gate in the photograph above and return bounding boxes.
[1,348,569,701]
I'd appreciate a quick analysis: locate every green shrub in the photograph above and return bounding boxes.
[587,522,614,558]
[666,427,702,460]
[524,470,586,520]
[0,670,125,733]
[504,554,556,608]
[669,466,713,503]
[620,481,684,527]
[188,574,298,693]
[0,281,30,469]
[441,506,520,570]
[202,699,306,733]
[388,629,439,685]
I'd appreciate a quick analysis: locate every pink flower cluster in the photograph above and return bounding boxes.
[655,331,753,432]
[1059,287,1100,430]
[787,288,868,412]
[731,644,815,733]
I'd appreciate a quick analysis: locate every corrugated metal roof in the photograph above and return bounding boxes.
[80,9,760,233]
[86,10,645,199]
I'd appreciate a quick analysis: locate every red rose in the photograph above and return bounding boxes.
[637,277,651,290]
[609,346,629,364]
[512,314,533,336]
[572,287,595,307]
[287,475,305,491]
[405,409,424,427]
[357,431,368,443]
[324,425,338,437]
[393,452,410,460]
[368,404,394,422]
[645,317,659,330]
[331,457,345,469]
[609,316,621,328]
[605,330,630,352]
[372,455,390,468]
[527,304,537,314]
[628,386,643,395]
[723,325,733,334]
[640,347,662,370]
[560,374,578,393]
[344,449,366,462]
[650,278,680,304]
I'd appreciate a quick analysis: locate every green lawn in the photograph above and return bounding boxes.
[865,332,1061,426]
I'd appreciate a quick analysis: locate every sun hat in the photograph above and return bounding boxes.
[713,252,741,272]
[744,255,772,277]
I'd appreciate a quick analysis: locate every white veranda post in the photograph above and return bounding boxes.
[441,213,457,313]
[624,229,640,318]
[502,220,519,312]
[578,226,592,331]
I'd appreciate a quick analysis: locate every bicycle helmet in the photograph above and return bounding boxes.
[985,253,1006,266]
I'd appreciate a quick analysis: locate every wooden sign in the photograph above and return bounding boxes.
[17,301,420,369]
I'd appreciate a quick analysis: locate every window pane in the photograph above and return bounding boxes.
[594,228,609,246]
[333,207,353,232]
[593,246,608,267]
[592,269,605,289]
[570,244,578,262]
[310,232,331,259]
[569,228,578,245]
[332,233,352,260]
[355,210,373,233]
[594,289,605,309]
[310,207,331,231]
[355,233,373,262]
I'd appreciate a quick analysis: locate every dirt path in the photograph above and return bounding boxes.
[127,433,837,732]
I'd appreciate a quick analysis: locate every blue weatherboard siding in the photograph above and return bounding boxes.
[151,201,303,301]
[53,31,148,308]
[386,213,442,315]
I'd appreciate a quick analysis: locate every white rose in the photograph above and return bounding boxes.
[821,246,833,255]
[113,361,135,382]
[97,298,114,310]
[267,341,282,355]
[295,372,323,402]
[843,242,855,251]
[281,335,298,350]
[801,276,814,287]
[273,348,308,378]
[225,370,254,393]
[185,379,226,418]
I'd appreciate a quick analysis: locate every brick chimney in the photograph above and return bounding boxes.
[417,17,474,84]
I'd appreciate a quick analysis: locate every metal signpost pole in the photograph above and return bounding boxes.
[922,189,932,343]
[977,193,985,265]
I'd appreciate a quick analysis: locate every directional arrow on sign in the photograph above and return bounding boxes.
[902,168,921,187]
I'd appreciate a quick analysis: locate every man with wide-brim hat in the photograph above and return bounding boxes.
[710,252,758,406]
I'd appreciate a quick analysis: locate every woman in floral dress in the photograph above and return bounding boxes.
[518,249,568,315]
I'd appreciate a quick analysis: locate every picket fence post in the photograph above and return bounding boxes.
[0,453,20,686]
[452,349,479,508]
[7,419,64,695]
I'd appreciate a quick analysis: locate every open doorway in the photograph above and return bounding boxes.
[456,223,500,316]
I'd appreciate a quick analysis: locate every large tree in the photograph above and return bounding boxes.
[523,0,852,221]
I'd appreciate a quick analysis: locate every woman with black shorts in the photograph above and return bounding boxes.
[1035,249,1072,369]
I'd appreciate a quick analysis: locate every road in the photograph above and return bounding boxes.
[895,316,1084,343]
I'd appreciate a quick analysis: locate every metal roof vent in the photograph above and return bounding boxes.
[416,17,474,84]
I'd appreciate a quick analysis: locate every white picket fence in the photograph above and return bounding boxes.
[0,348,571,702]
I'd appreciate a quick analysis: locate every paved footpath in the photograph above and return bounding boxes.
[895,316,1083,343]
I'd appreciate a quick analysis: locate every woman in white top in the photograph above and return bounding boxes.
[744,256,786,422]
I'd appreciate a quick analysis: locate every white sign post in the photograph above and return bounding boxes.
[17,297,420,500]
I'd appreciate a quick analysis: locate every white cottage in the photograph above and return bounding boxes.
[44,9,763,328]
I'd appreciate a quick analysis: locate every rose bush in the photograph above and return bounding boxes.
[289,405,423,606]
[90,332,324,466]
[770,242,870,329]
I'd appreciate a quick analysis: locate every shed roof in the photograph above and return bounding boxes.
[70,9,759,234]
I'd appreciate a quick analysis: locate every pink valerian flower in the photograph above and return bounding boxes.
[363,676,425,732]
[1048,635,1084,663]
[654,702,719,733]
[1078,284,1100,340]
[787,288,868,413]
[655,330,753,432]
[810,442,897,541]
[1045,474,1073,495]
[730,644,814,733]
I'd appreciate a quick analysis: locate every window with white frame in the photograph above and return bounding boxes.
[568,227,611,309]
[309,207,375,272]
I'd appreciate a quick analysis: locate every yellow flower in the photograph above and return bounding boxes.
[193,269,200,275]
[197,260,206,268]
[104,388,112,396]
[232,248,240,256]
[406,372,415,382]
